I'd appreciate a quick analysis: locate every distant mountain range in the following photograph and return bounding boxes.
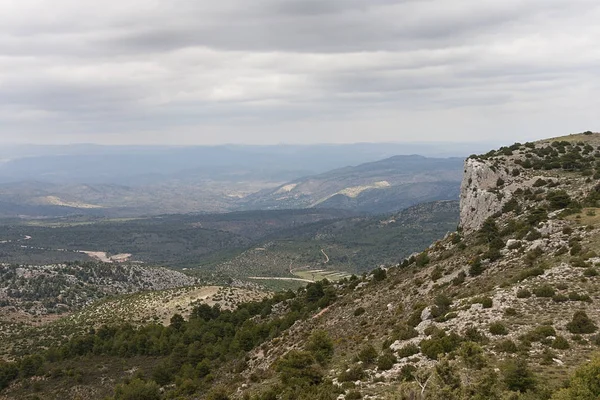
[241,155,463,214]
[0,143,470,217]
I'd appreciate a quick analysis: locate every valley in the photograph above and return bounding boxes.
[0,132,599,400]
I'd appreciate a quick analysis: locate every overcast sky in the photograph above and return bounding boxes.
[0,0,598,145]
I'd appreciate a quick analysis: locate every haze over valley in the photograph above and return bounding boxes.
[1,0,600,399]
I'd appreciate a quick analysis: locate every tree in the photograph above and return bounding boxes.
[306,330,334,366]
[169,313,184,331]
[566,311,597,334]
[502,358,536,393]
[275,350,322,387]
[551,356,600,399]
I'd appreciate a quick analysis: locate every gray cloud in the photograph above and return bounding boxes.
[0,0,599,145]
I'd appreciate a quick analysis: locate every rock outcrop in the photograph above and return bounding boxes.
[459,158,508,233]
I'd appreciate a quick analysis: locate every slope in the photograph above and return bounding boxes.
[240,155,463,214]
[2,132,600,400]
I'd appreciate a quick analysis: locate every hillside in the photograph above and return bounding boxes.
[214,201,459,279]
[0,145,471,218]
[1,132,600,400]
[241,155,463,214]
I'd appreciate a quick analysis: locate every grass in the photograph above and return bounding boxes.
[566,208,600,226]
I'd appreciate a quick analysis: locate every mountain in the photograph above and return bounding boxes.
[0,146,467,218]
[2,132,600,399]
[241,155,463,214]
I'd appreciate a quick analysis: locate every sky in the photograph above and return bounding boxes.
[0,0,599,145]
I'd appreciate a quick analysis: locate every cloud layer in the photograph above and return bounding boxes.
[1,0,599,144]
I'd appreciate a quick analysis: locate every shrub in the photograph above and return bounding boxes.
[376,351,397,371]
[393,324,418,341]
[399,365,416,382]
[583,268,599,277]
[552,336,570,350]
[495,339,518,353]
[306,330,334,366]
[551,355,600,399]
[372,268,387,282]
[357,344,378,364]
[533,284,556,298]
[430,266,442,281]
[469,258,485,277]
[397,344,420,358]
[431,294,452,319]
[547,190,574,210]
[459,341,486,369]
[502,358,536,393]
[568,292,592,302]
[521,325,556,342]
[477,296,493,309]
[489,322,508,336]
[553,294,569,303]
[345,391,362,400]
[463,327,488,344]
[114,379,161,400]
[415,252,430,267]
[420,332,462,360]
[517,267,544,282]
[516,288,532,298]
[275,350,323,386]
[452,271,466,286]
[339,364,365,382]
[354,307,365,317]
[566,311,598,334]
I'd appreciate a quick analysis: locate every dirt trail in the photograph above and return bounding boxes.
[321,249,329,264]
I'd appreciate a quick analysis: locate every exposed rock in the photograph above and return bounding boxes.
[459,158,509,233]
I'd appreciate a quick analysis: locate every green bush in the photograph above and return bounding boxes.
[372,268,387,282]
[521,325,556,342]
[275,350,322,386]
[489,322,508,336]
[552,336,570,350]
[357,344,378,364]
[420,332,462,360]
[516,288,532,298]
[469,258,485,277]
[396,343,420,358]
[463,327,488,344]
[338,364,365,382]
[376,351,397,371]
[476,296,493,309]
[114,379,161,400]
[553,294,569,303]
[566,311,598,334]
[495,339,518,353]
[533,284,556,298]
[399,365,416,382]
[502,358,537,393]
[345,390,362,400]
[393,324,418,341]
[550,356,600,399]
[568,292,592,302]
[306,330,334,366]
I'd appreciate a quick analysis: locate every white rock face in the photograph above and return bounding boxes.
[459,158,509,233]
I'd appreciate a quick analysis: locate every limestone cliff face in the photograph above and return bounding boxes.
[459,158,509,233]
